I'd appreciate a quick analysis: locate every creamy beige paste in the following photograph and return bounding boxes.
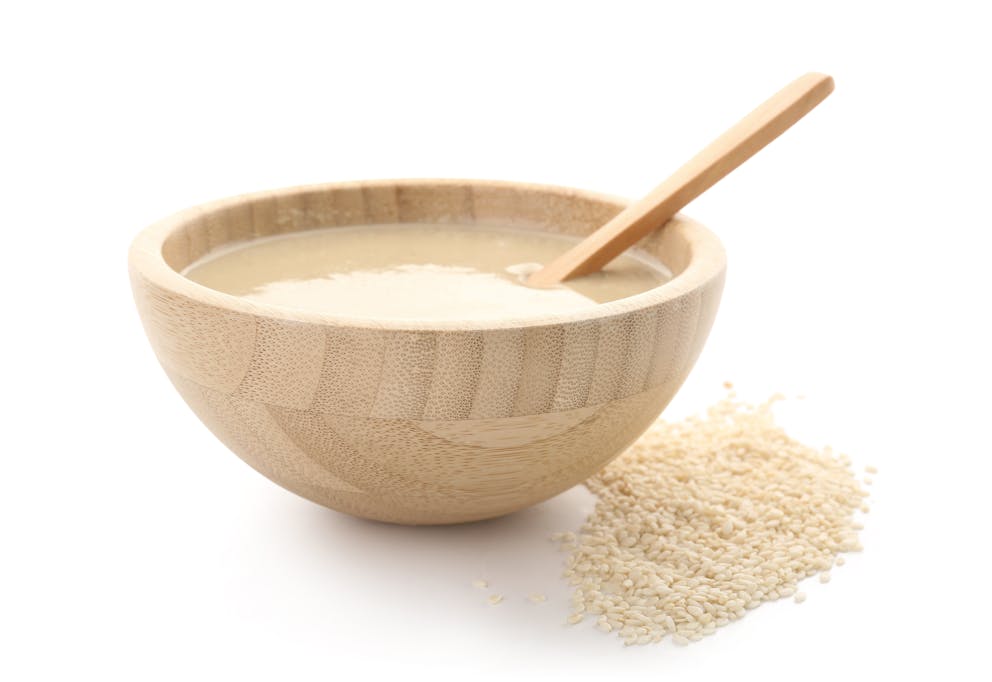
[183,223,670,321]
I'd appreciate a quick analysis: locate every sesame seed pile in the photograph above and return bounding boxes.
[555,393,870,646]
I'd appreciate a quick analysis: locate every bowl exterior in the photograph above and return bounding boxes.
[129,180,725,524]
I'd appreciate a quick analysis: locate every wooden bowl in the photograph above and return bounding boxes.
[129,180,726,524]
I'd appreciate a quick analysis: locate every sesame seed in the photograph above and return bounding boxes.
[487,594,503,606]
[554,394,867,645]
[529,593,547,603]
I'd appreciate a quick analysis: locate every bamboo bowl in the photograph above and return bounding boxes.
[129,180,726,524]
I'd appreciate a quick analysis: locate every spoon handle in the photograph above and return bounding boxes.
[528,72,834,286]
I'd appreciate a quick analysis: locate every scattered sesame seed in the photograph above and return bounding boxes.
[865,465,878,474]
[835,556,846,567]
[487,594,503,606]
[528,593,547,603]
[554,395,867,645]
[723,381,734,390]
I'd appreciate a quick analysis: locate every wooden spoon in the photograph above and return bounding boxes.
[527,72,834,287]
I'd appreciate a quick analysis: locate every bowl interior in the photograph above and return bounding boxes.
[133,180,722,331]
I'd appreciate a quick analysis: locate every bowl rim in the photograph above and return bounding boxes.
[128,178,726,332]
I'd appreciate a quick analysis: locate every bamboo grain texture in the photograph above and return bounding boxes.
[129,180,726,524]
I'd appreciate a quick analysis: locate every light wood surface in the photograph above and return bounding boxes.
[528,73,833,286]
[129,180,726,524]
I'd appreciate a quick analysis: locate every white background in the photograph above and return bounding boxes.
[2,1,990,679]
